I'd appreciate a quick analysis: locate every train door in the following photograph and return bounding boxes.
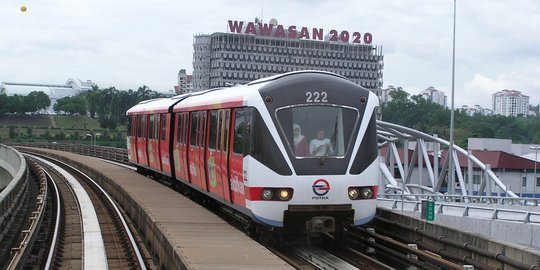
[174,112,189,182]
[188,112,198,184]
[136,115,148,167]
[228,108,247,207]
[148,114,160,171]
[198,111,208,191]
[127,116,137,163]
[219,109,232,202]
[159,113,171,175]
[205,110,224,198]
[188,111,207,189]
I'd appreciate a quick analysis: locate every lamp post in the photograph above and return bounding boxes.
[448,0,457,195]
[531,146,540,198]
[86,133,94,146]
[94,133,101,146]
[86,133,100,146]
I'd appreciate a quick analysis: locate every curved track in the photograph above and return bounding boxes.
[24,153,148,269]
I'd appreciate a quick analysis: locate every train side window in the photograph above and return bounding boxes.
[198,112,206,147]
[155,114,160,140]
[209,110,218,150]
[182,113,188,144]
[161,114,167,141]
[176,113,184,143]
[149,115,155,139]
[127,116,132,136]
[233,108,246,155]
[216,110,222,151]
[223,110,230,153]
[190,112,198,146]
[138,115,145,138]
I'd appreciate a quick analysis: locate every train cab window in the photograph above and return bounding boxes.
[233,107,292,175]
[276,105,358,158]
[161,114,167,141]
[232,108,246,155]
[190,113,198,146]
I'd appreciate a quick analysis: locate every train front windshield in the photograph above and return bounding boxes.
[276,105,358,158]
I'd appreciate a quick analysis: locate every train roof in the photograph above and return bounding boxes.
[126,97,178,115]
[127,71,360,115]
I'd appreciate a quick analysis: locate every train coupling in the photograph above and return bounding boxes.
[306,216,335,234]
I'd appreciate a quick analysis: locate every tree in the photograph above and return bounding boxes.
[0,94,8,115]
[54,96,86,115]
[27,91,51,112]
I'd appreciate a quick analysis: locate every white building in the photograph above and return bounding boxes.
[175,69,193,94]
[492,89,529,117]
[379,85,397,103]
[461,105,493,116]
[0,79,95,114]
[420,86,447,107]
[192,19,383,92]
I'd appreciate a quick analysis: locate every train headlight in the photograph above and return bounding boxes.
[278,189,290,201]
[348,187,360,200]
[261,189,273,200]
[360,187,374,199]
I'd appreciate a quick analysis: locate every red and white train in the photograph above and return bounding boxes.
[126,70,379,237]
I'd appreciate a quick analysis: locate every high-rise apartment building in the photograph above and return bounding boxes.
[461,105,493,116]
[420,86,447,107]
[379,85,397,103]
[192,19,383,92]
[492,89,529,117]
[175,69,193,94]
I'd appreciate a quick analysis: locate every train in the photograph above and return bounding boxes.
[126,70,379,241]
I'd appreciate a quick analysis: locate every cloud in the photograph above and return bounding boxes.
[460,66,540,108]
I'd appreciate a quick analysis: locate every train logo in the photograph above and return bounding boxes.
[312,179,330,196]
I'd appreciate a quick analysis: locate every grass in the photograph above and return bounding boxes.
[53,115,101,130]
[0,115,127,148]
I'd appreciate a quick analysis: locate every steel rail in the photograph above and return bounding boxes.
[42,169,62,270]
[52,157,147,270]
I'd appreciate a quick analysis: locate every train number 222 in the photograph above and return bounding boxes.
[305,91,328,103]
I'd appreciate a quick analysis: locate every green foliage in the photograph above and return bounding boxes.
[9,126,16,138]
[381,87,540,146]
[55,95,86,115]
[81,84,164,129]
[0,91,51,114]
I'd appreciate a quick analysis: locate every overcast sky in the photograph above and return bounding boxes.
[1,0,539,108]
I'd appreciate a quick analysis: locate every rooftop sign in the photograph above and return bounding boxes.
[227,20,372,45]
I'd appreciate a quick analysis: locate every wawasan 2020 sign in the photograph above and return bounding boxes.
[228,20,373,45]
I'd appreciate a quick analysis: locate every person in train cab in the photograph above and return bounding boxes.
[293,123,309,156]
[309,129,333,156]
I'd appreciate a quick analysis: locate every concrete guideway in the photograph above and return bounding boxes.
[28,154,108,270]
[378,199,540,250]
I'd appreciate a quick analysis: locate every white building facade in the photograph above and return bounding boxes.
[420,86,447,107]
[176,69,193,94]
[192,19,383,92]
[461,105,493,116]
[492,89,529,117]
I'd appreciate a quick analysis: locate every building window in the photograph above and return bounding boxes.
[522,176,527,187]
[537,177,540,187]
[473,175,481,185]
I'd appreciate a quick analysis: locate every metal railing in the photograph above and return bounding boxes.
[378,196,540,224]
[377,120,519,199]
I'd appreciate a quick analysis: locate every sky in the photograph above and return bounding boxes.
[1,0,539,108]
